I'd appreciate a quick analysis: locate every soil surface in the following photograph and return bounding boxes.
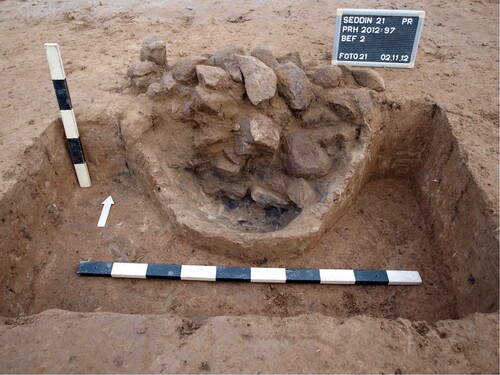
[0,0,498,373]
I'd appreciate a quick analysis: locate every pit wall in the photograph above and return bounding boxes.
[371,101,499,317]
[0,114,128,317]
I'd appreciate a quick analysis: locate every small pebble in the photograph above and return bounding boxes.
[186,5,193,10]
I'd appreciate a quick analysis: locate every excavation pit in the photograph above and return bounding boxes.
[0,95,497,323]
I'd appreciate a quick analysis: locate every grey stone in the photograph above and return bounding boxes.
[146,82,166,99]
[131,75,157,94]
[161,72,175,90]
[277,51,305,70]
[250,185,289,207]
[351,68,385,91]
[312,65,343,88]
[210,46,245,82]
[286,178,319,208]
[140,36,166,66]
[275,62,314,110]
[237,113,281,153]
[283,131,332,178]
[250,46,279,68]
[127,61,157,78]
[196,65,231,90]
[325,88,376,124]
[172,55,211,84]
[236,55,277,105]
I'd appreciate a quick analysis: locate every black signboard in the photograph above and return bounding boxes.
[332,9,425,68]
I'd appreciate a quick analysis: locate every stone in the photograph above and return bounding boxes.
[277,51,305,70]
[250,185,289,207]
[146,82,166,99]
[286,178,319,208]
[351,68,386,91]
[211,154,244,178]
[312,65,343,88]
[161,72,177,91]
[140,36,167,66]
[237,114,281,153]
[324,90,358,122]
[325,88,376,124]
[172,55,211,84]
[221,183,248,200]
[275,62,314,110]
[236,55,277,105]
[210,46,245,82]
[301,104,340,127]
[131,75,156,94]
[250,46,279,68]
[191,86,224,115]
[127,61,157,78]
[196,65,231,90]
[283,131,332,178]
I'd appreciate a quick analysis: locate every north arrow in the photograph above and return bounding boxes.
[97,195,114,228]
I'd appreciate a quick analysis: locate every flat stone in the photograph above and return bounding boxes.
[286,178,319,209]
[250,46,279,68]
[351,68,386,91]
[283,131,332,178]
[127,61,157,78]
[210,46,245,82]
[236,55,277,105]
[312,65,343,88]
[191,85,224,115]
[250,185,289,207]
[211,155,244,178]
[140,36,166,66]
[275,62,314,110]
[196,65,231,90]
[277,51,305,70]
[172,55,211,84]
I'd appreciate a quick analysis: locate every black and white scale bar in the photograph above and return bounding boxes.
[44,43,91,188]
[77,262,422,285]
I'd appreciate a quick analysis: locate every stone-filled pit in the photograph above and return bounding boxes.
[0,40,497,324]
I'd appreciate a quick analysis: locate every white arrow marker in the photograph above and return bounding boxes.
[97,196,114,227]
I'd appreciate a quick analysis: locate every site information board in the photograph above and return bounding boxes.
[332,9,425,68]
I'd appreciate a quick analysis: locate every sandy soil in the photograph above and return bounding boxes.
[0,0,498,373]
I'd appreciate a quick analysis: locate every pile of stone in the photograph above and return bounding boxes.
[127,37,385,210]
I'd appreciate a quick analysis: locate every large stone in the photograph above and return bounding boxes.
[351,68,386,92]
[236,55,277,105]
[250,46,279,68]
[250,185,289,207]
[191,86,225,115]
[210,46,245,82]
[196,65,231,90]
[286,178,319,208]
[283,131,332,178]
[172,55,211,84]
[277,51,305,70]
[325,88,376,124]
[140,36,167,66]
[127,61,157,78]
[275,62,314,110]
[312,65,343,88]
[237,113,280,153]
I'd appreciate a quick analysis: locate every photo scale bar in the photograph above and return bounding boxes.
[78,262,422,285]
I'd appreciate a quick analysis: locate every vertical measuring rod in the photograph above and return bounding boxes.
[44,43,91,188]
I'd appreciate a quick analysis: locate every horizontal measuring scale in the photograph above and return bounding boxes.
[78,262,422,285]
